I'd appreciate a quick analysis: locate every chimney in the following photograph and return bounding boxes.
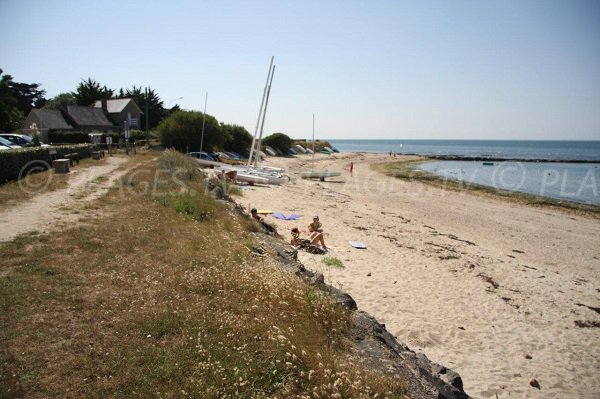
[101,99,108,114]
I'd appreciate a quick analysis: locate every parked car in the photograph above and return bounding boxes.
[0,136,22,149]
[189,151,216,161]
[223,151,243,160]
[0,134,49,147]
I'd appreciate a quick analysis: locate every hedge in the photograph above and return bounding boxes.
[48,130,147,144]
[0,144,97,184]
[49,131,123,144]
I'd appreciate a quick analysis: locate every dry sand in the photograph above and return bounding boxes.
[0,156,131,242]
[240,152,600,399]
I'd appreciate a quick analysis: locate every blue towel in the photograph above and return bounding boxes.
[272,213,302,220]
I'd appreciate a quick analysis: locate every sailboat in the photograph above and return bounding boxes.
[299,114,341,181]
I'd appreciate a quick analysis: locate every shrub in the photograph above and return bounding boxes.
[48,131,121,144]
[0,145,96,184]
[262,132,293,154]
[323,256,344,268]
[156,111,227,152]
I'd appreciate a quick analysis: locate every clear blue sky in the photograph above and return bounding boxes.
[1,0,599,140]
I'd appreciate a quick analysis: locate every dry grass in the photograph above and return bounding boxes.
[0,157,112,206]
[1,150,405,398]
[372,158,600,218]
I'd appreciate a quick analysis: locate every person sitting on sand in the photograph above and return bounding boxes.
[307,216,327,250]
[290,227,326,254]
[251,208,262,221]
[251,208,276,234]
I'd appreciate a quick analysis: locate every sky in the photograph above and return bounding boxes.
[1,0,599,140]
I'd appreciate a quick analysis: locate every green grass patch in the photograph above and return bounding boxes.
[323,256,345,269]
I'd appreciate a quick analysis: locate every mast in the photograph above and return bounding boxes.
[311,113,315,172]
[254,64,275,167]
[199,92,208,153]
[248,56,274,166]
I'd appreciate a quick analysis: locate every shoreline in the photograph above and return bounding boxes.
[407,154,600,163]
[240,152,600,398]
[372,157,600,216]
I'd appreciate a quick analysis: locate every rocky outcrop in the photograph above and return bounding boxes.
[269,237,471,399]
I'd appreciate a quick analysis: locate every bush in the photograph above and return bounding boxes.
[48,131,89,144]
[157,111,227,152]
[48,131,121,144]
[262,132,293,154]
[0,144,96,184]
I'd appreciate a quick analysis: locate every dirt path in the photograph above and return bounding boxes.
[0,156,133,242]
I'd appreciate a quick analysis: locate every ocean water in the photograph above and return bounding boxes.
[327,139,600,205]
[328,139,600,161]
[419,161,600,205]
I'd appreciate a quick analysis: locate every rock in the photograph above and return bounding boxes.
[367,272,372,277]
[309,273,325,286]
[529,378,541,389]
[524,353,532,359]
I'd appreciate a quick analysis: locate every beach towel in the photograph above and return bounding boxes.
[349,241,367,249]
[272,213,302,220]
[256,210,273,215]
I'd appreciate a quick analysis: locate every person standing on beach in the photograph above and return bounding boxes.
[349,161,354,174]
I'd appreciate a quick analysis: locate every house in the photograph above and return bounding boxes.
[22,108,74,143]
[21,98,143,142]
[94,98,143,130]
[62,105,116,132]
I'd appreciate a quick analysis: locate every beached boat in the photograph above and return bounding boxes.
[235,173,270,185]
[288,148,297,155]
[331,146,340,153]
[215,164,290,185]
[300,171,341,181]
[321,147,333,154]
[264,146,277,156]
[295,144,307,153]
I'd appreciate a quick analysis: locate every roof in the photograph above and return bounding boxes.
[94,98,143,114]
[65,106,115,127]
[31,109,73,130]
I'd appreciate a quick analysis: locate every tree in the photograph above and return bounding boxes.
[0,69,25,132]
[157,110,229,152]
[44,92,77,109]
[73,78,113,106]
[221,123,253,155]
[10,80,46,113]
[262,132,293,153]
[118,86,166,130]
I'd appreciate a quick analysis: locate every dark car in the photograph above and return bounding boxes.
[189,151,216,161]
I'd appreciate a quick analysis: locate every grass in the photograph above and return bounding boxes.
[0,150,405,398]
[323,256,345,269]
[372,158,600,217]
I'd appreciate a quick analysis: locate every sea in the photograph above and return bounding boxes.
[327,140,600,205]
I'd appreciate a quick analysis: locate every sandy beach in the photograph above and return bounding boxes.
[240,152,600,399]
